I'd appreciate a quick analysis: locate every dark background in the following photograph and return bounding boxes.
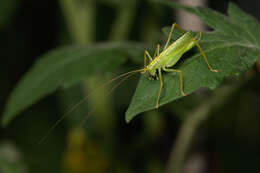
[0,0,260,173]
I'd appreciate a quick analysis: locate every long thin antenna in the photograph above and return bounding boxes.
[77,72,137,129]
[38,68,144,144]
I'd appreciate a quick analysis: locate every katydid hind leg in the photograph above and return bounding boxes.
[194,40,218,72]
[173,24,218,73]
[163,68,186,96]
[173,23,186,34]
[163,23,176,50]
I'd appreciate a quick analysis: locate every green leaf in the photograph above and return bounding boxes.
[228,3,260,45]
[125,2,260,122]
[2,42,144,126]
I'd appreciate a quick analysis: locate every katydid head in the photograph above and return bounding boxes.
[141,66,159,81]
[146,63,157,77]
[147,68,156,77]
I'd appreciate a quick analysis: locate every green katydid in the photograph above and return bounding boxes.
[39,23,218,143]
[140,23,218,108]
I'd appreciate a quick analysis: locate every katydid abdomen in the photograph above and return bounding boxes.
[150,31,196,71]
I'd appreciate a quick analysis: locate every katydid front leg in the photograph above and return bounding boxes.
[144,50,153,68]
[156,68,163,109]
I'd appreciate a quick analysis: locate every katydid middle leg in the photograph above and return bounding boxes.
[153,44,160,58]
[163,67,186,96]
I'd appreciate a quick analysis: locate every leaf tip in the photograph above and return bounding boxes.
[125,109,138,123]
[125,113,133,124]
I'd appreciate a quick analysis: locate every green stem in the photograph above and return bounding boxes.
[59,0,95,44]
[59,0,115,133]
[165,86,234,173]
[58,0,96,129]
[109,0,138,41]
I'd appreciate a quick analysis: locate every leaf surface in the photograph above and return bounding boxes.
[2,42,144,126]
[126,2,260,122]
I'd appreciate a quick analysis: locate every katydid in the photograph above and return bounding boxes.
[39,23,218,143]
[141,23,218,108]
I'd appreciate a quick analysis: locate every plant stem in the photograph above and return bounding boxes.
[109,0,138,41]
[59,0,95,44]
[165,86,234,173]
[58,0,96,128]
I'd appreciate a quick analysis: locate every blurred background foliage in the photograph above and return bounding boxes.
[0,0,260,173]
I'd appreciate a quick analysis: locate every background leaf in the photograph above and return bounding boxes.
[125,2,260,122]
[2,42,144,126]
